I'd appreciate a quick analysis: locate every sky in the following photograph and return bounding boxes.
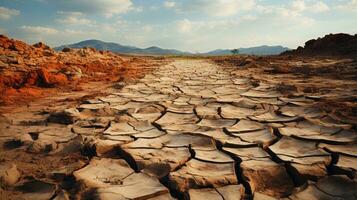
[0,0,356,52]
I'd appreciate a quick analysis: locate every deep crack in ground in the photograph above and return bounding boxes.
[1,59,357,200]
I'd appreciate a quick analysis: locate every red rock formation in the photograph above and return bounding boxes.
[0,35,158,105]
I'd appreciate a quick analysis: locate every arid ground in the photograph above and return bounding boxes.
[1,36,357,200]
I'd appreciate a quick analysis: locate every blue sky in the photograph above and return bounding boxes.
[0,0,356,52]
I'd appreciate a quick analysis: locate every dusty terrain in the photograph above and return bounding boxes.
[1,36,357,200]
[0,35,163,107]
[213,55,357,121]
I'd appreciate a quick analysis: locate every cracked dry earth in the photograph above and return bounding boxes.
[1,59,357,200]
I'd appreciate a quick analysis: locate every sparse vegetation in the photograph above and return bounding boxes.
[231,49,240,55]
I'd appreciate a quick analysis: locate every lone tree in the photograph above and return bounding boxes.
[231,49,239,55]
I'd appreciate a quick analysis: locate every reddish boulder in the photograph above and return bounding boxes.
[62,47,71,52]
[37,68,68,87]
[33,42,50,50]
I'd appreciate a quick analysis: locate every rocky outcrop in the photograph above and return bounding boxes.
[282,33,357,57]
[0,35,157,105]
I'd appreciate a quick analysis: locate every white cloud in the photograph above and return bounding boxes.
[58,17,93,25]
[17,25,101,46]
[100,24,118,33]
[291,0,306,12]
[272,9,315,26]
[177,19,193,33]
[311,1,330,12]
[0,7,20,20]
[51,0,133,17]
[290,0,329,13]
[177,0,256,16]
[176,18,243,35]
[241,15,257,21]
[150,6,159,10]
[164,1,176,8]
[351,0,357,7]
[255,1,321,26]
[64,29,99,36]
[134,7,144,12]
[261,0,329,16]
[143,25,153,33]
[57,11,83,16]
[169,1,322,51]
[20,26,59,35]
[115,18,128,27]
[7,0,352,52]
[56,11,96,26]
[337,0,357,11]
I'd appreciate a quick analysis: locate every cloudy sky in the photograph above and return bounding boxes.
[0,0,356,52]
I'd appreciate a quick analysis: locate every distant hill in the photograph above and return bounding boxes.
[55,40,290,56]
[203,45,290,56]
[281,33,357,57]
[55,40,190,55]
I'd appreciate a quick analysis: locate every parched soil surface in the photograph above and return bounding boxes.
[0,35,164,107]
[212,55,357,119]
[1,58,357,200]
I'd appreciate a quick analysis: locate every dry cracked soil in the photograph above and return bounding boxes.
[1,58,357,200]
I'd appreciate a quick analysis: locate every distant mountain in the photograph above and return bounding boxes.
[204,45,290,56]
[204,49,232,55]
[142,46,187,55]
[281,33,357,57]
[55,40,290,56]
[55,40,190,55]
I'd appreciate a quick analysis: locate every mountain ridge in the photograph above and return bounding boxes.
[55,40,290,56]
[203,45,290,56]
[55,40,191,55]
